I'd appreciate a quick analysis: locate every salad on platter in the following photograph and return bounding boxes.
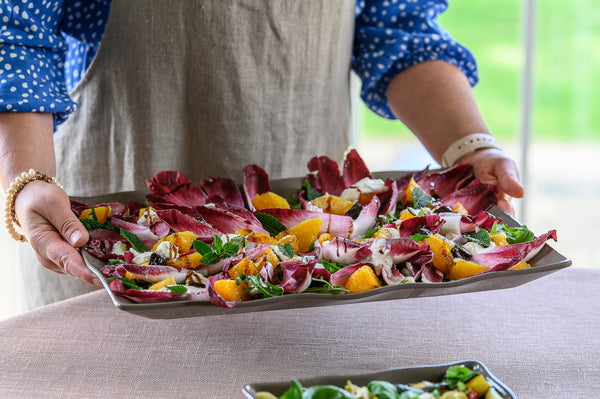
[74,150,557,308]
[251,364,505,399]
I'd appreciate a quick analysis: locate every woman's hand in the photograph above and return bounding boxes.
[13,180,99,285]
[460,148,524,215]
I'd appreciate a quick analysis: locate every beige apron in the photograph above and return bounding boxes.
[19,0,355,310]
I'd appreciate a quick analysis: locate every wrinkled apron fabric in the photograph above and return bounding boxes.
[19,0,355,310]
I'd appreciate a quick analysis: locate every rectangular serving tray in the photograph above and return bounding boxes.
[241,360,517,398]
[77,171,571,319]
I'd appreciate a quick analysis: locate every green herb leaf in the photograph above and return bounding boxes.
[254,212,288,236]
[280,379,303,399]
[199,252,221,265]
[278,243,296,259]
[443,365,480,389]
[362,227,380,239]
[245,274,284,298]
[412,187,432,209]
[410,233,429,242]
[119,228,150,252]
[505,225,535,244]
[222,240,241,258]
[166,285,187,293]
[303,385,355,399]
[304,277,349,294]
[490,221,499,235]
[108,277,143,290]
[465,229,491,247]
[107,258,125,265]
[302,180,322,201]
[193,240,213,256]
[367,380,400,399]
[80,218,104,230]
[321,260,343,274]
[212,234,223,252]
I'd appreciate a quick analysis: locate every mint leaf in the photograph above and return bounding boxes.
[491,221,499,235]
[254,212,287,236]
[278,243,295,259]
[80,218,104,230]
[193,240,213,256]
[281,379,303,399]
[212,234,223,252]
[107,258,125,265]
[222,240,241,258]
[466,229,491,247]
[412,187,432,209]
[302,180,322,201]
[119,228,150,252]
[199,252,221,265]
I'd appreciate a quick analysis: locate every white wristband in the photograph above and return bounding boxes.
[441,133,502,168]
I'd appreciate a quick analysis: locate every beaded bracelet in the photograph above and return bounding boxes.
[441,133,502,168]
[4,169,63,242]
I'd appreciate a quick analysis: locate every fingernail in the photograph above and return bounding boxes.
[70,230,83,245]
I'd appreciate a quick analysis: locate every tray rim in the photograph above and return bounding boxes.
[77,171,572,317]
[241,359,517,399]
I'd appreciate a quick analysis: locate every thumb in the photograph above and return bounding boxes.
[49,203,90,248]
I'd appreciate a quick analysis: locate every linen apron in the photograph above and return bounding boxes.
[18,0,355,310]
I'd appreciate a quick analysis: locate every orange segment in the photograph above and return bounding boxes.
[345,265,382,293]
[453,202,469,215]
[213,279,247,302]
[79,206,112,224]
[148,276,176,291]
[423,235,454,274]
[284,218,322,253]
[509,260,531,270]
[152,231,198,253]
[228,258,258,279]
[170,251,203,269]
[310,194,355,215]
[251,192,290,210]
[447,259,490,280]
[403,177,421,204]
[490,233,509,247]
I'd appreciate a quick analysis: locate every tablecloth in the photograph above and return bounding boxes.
[0,267,598,398]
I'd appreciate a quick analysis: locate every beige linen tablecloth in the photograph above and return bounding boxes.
[0,267,598,398]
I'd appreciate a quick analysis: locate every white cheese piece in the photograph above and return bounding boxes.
[352,177,387,194]
[155,240,179,261]
[137,208,161,227]
[132,251,152,265]
[111,241,128,256]
[463,240,497,255]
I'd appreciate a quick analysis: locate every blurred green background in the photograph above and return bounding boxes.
[357,0,600,143]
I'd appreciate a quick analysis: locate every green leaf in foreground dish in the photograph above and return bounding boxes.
[443,365,480,389]
[280,379,303,399]
[80,218,104,231]
[368,380,401,399]
[302,385,355,399]
[119,228,150,252]
[254,212,287,236]
[108,277,143,290]
[199,252,221,265]
[321,260,343,274]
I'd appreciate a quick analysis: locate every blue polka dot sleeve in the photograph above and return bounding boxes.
[353,0,479,119]
[0,1,77,126]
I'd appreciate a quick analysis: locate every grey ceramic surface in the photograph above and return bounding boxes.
[242,360,517,398]
[76,171,571,319]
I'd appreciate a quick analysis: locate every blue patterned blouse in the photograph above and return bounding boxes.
[0,0,478,127]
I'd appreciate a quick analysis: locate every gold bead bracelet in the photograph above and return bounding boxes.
[4,169,63,242]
